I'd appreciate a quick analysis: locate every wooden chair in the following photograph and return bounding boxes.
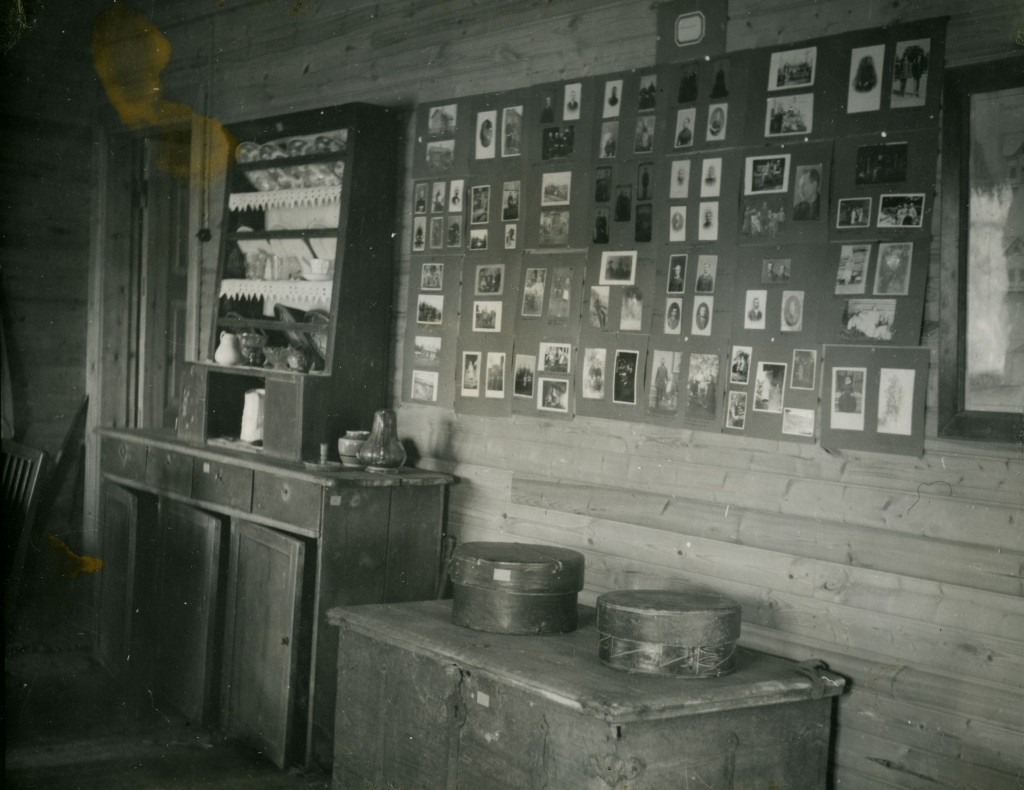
[3,440,49,618]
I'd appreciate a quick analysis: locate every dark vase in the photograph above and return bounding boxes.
[357,409,407,472]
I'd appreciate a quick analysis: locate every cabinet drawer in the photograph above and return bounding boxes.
[145,449,193,496]
[251,471,322,531]
[101,438,147,483]
[191,460,252,511]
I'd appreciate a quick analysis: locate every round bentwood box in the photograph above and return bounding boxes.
[449,542,585,635]
[596,589,741,678]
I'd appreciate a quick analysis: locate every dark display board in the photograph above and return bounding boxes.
[402,17,947,454]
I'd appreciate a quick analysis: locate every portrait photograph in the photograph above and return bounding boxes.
[475,109,496,160]
[593,209,609,244]
[539,209,570,246]
[620,285,643,331]
[855,142,908,185]
[792,164,821,221]
[599,250,638,285]
[725,391,747,430]
[541,171,572,205]
[582,347,607,399]
[416,293,444,325]
[842,298,896,341]
[666,254,687,294]
[615,185,632,221]
[700,157,722,198]
[595,166,612,202]
[539,90,556,123]
[637,73,657,110]
[470,184,490,224]
[744,154,790,195]
[603,79,623,119]
[420,262,443,290]
[521,268,547,317]
[686,353,719,419]
[781,290,805,333]
[431,180,447,212]
[412,216,426,251]
[599,121,619,159]
[669,158,691,199]
[636,161,654,201]
[612,350,640,405]
[501,105,523,157]
[744,289,767,330]
[468,228,488,250]
[664,297,683,335]
[411,370,439,402]
[678,63,698,103]
[753,361,786,413]
[791,348,817,390]
[706,103,728,142]
[847,44,884,114]
[472,300,502,332]
[502,180,521,221]
[836,197,872,229]
[425,139,455,173]
[831,366,866,431]
[674,108,696,149]
[649,350,682,414]
[730,345,752,385]
[429,216,444,248]
[563,81,582,121]
[782,407,815,437]
[513,354,536,398]
[461,351,481,396]
[669,205,687,242]
[446,215,463,248]
[413,335,441,367]
[426,103,457,138]
[475,263,504,296]
[541,125,575,160]
[695,255,717,293]
[691,296,713,336]
[874,242,913,295]
[768,46,817,91]
[538,377,569,413]
[761,258,791,284]
[548,267,573,319]
[835,244,869,294]
[877,367,915,435]
[635,204,653,243]
[414,182,428,214]
[540,342,572,375]
[709,59,730,99]
[698,201,719,242]
[741,196,787,238]
[765,93,814,136]
[447,179,464,212]
[504,223,517,250]
[484,351,506,399]
[877,194,925,228]
[589,285,609,329]
[891,38,931,109]
[634,115,655,154]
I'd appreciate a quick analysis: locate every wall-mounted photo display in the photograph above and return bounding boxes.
[468,228,488,250]
[538,376,570,412]
[505,224,518,249]
[669,159,691,199]
[413,335,441,368]
[542,125,575,160]
[664,297,683,335]
[563,82,582,121]
[791,348,817,390]
[725,391,747,430]
[691,296,713,335]
[782,407,815,437]
[521,268,547,317]
[599,250,637,285]
[446,215,463,248]
[539,210,569,246]
[581,347,607,399]
[600,121,619,158]
[765,93,814,137]
[539,341,572,374]
[706,103,728,142]
[634,115,655,154]
[877,193,924,228]
[620,286,644,331]
[686,353,720,421]
[603,79,623,119]
[461,351,481,397]
[429,216,445,249]
[474,263,504,296]
[830,366,866,430]
[667,254,687,293]
[835,197,871,229]
[874,241,913,295]
[448,179,463,212]
[834,243,869,293]
[470,185,490,224]
[484,351,506,398]
[674,108,696,148]
[649,350,682,415]
[669,205,687,241]
[589,286,610,329]
[414,182,428,214]
[411,370,439,402]
[841,298,895,341]
[695,255,716,293]
[792,164,822,220]
[762,257,791,284]
[502,181,521,221]
[698,202,719,241]
[744,153,791,195]
[744,289,767,330]
[730,345,752,385]
[700,157,722,198]
[781,290,805,332]
[513,354,536,399]
[891,38,930,109]
[855,142,908,185]
[637,73,657,111]
[412,216,426,251]
[501,105,523,157]
[847,44,885,114]
[473,300,502,332]
[753,361,786,413]
[421,262,443,290]
[612,350,640,405]
[416,293,444,325]
[475,110,497,159]
[677,62,698,104]
[768,46,817,91]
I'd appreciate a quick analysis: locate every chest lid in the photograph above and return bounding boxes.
[450,541,585,593]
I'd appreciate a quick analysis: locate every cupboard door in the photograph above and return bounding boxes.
[222,519,306,768]
[95,483,138,678]
[152,500,225,724]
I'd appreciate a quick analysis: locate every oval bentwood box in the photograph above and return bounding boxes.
[449,542,585,635]
[596,589,742,677]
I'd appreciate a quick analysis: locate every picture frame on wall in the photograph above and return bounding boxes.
[725,391,747,430]
[674,108,695,148]
[603,79,623,119]
[612,350,640,405]
[847,44,885,114]
[836,197,872,229]
[730,346,752,385]
[791,348,817,390]
[874,242,913,295]
[831,366,866,430]
[835,244,869,293]
[538,377,569,412]
[513,354,536,398]
[768,46,817,91]
[891,38,931,109]
[877,194,925,228]
[765,93,814,136]
[744,154,790,195]
[581,347,606,399]
[461,351,481,397]
[484,351,506,398]
[501,105,523,157]
[563,81,582,121]
[475,110,496,159]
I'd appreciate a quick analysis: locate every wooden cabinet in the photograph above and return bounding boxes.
[95,482,141,678]
[329,601,846,790]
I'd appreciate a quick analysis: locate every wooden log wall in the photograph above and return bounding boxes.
[56,0,1024,786]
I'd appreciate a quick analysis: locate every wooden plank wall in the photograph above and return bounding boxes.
[136,0,1024,786]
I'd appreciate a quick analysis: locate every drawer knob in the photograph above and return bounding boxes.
[280,483,291,501]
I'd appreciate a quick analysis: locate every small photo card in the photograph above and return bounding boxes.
[411,370,439,402]
[595,166,612,202]
[634,115,655,154]
[856,142,908,185]
[588,285,610,329]
[414,182,428,214]
[468,228,488,250]
[791,348,817,390]
[427,103,457,138]
[745,154,791,195]
[667,254,687,294]
[502,181,521,221]
[669,205,687,242]
[539,342,572,375]
[541,171,572,206]
[674,108,696,148]
[599,121,619,158]
[695,255,717,293]
[484,352,506,399]
[501,105,523,157]
[416,293,443,325]
[836,197,872,229]
[753,361,786,413]
[698,201,719,241]
[687,353,719,420]
[412,216,426,251]
[842,299,896,342]
[877,194,925,228]
[504,224,517,249]
[542,125,575,160]
[513,354,536,398]
[472,300,502,332]
[461,351,481,397]
[603,79,623,119]
[847,45,885,114]
[413,335,441,367]
[744,290,767,330]
[765,93,813,137]
[539,209,570,246]
[874,242,913,296]
[780,290,804,333]
[429,216,444,248]
[649,350,682,415]
[446,215,463,247]
[521,268,547,317]
[782,407,815,437]
[638,73,657,110]
[475,110,497,159]
[548,267,572,319]
[792,164,822,221]
[877,367,915,435]
[431,181,447,213]
[448,179,464,212]
[563,82,582,121]
[768,46,816,91]
[470,185,490,224]
[599,250,638,285]
[420,262,443,290]
[706,103,728,142]
[425,140,455,173]
[581,347,607,400]
[725,391,747,430]
[669,159,691,199]
[538,377,569,412]
[762,258,791,284]
[892,39,931,109]
[691,296,713,336]
[620,286,643,332]
[700,157,722,198]
[741,196,787,239]
[832,367,866,431]
[835,244,870,294]
[475,263,504,296]
[730,346,752,385]
[664,297,683,335]
[612,350,640,405]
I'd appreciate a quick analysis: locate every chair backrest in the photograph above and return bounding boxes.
[3,440,49,606]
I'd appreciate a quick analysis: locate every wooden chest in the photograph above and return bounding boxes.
[328,600,845,790]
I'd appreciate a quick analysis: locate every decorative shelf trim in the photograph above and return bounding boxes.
[229,185,342,212]
[220,278,333,305]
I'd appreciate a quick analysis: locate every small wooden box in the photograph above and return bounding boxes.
[449,542,585,634]
[597,589,741,677]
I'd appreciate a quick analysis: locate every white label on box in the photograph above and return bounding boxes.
[203,462,211,473]
[492,568,512,582]
[476,691,490,707]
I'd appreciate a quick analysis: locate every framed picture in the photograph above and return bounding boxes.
[669,159,691,199]
[542,125,575,160]
[581,348,607,400]
[891,38,930,109]
[691,296,713,336]
[877,194,925,228]
[744,154,790,195]
[461,351,481,397]
[603,79,623,119]
[695,255,717,293]
[420,262,443,290]
[706,103,727,142]
[470,185,490,224]
[413,182,428,214]
[501,105,523,157]
[513,354,536,398]
[468,228,488,250]
[664,297,683,335]
[563,81,582,121]
[484,351,506,398]
[472,300,502,332]
[411,370,439,402]
[674,108,696,148]
[730,346,752,385]
[768,46,817,91]
[835,244,869,294]
[502,181,521,221]
[669,205,687,242]
[765,93,814,136]
[744,289,767,330]
[649,350,682,415]
[780,290,804,332]
[416,293,444,325]
[521,268,547,317]
[847,45,884,114]
[836,197,872,229]
[634,115,655,154]
[475,110,496,159]
[448,179,464,212]
[599,121,619,158]
[541,171,572,206]
[612,350,640,405]
[874,242,913,295]
[599,250,638,285]
[725,391,747,430]
[791,348,817,390]
[698,201,719,241]
[666,254,687,294]
[539,342,572,374]
[474,263,504,296]
[753,361,786,413]
[700,157,722,197]
[538,377,569,412]
[831,367,866,430]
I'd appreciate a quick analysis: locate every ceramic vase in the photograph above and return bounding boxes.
[357,409,406,472]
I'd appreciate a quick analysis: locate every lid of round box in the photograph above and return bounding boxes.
[596,589,741,645]
[449,542,585,593]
